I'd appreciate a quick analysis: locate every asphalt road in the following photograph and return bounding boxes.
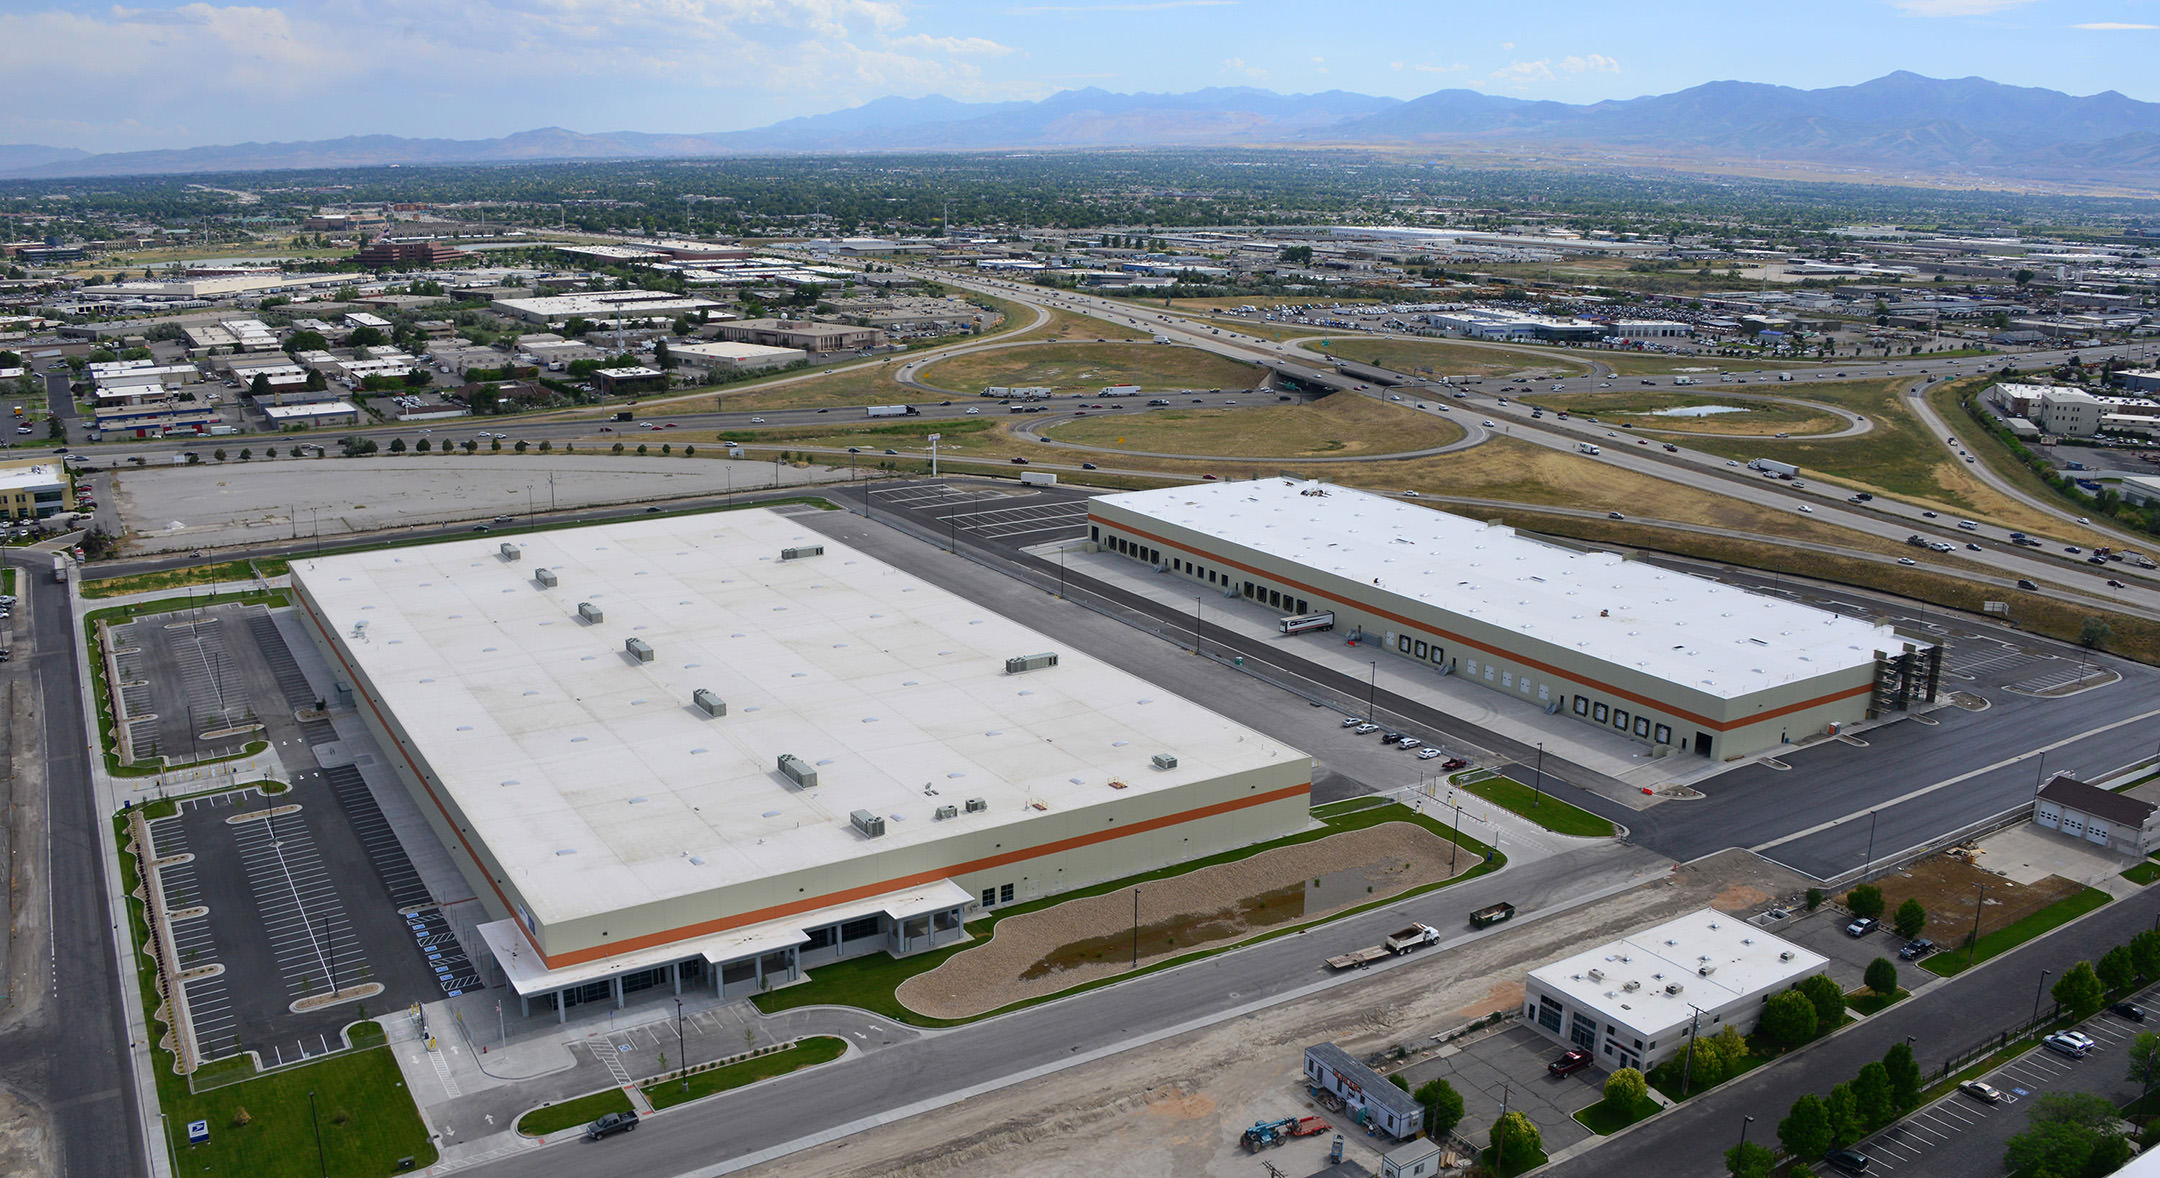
[1543,886,2160,1178]
[0,550,146,1178]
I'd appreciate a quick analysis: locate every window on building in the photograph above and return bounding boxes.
[1466,659,1479,677]
[805,926,835,950]
[981,888,996,908]
[839,915,882,942]
[1613,708,1630,730]
[1430,646,1444,664]
[1270,589,1282,608]
[1537,995,1564,1033]
[1520,678,1531,695]
[1090,525,1100,542]
[1654,723,1672,745]
[1573,696,1589,716]
[1297,599,1308,614]
[999,883,1015,903]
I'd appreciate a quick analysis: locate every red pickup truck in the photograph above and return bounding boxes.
[1548,1049,1593,1078]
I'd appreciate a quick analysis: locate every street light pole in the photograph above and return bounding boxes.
[1863,810,1880,881]
[1131,888,1140,968]
[676,997,688,1093]
[1738,1115,1754,1156]
[1193,595,1202,656]
[1368,661,1378,725]
[308,1089,326,1178]
[1968,884,1987,970]
[1450,802,1462,873]
[1531,743,1545,809]
[2034,969,2052,1026]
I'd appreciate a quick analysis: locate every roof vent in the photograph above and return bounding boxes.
[692,689,726,717]
[535,568,559,588]
[1779,950,1795,961]
[933,804,959,821]
[964,797,988,813]
[1698,964,1717,977]
[781,545,825,561]
[1665,982,1685,996]
[850,809,886,838]
[1587,967,1605,982]
[1151,753,1179,770]
[577,601,604,624]
[1005,651,1060,674]
[499,542,522,561]
[1622,980,1641,992]
[625,637,654,663]
[778,754,817,788]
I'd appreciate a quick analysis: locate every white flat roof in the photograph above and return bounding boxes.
[0,463,62,492]
[1095,480,1897,699]
[263,400,358,420]
[296,511,1301,932]
[1529,908,1827,1039]
[671,341,803,361]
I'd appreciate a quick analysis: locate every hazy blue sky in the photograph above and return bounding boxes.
[4,0,2156,152]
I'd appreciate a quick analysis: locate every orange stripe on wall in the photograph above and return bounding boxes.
[1090,511,1875,732]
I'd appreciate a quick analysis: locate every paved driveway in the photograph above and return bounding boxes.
[1396,1023,1603,1156]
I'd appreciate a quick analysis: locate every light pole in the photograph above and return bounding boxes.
[1193,595,1202,656]
[1738,1115,1754,1156]
[676,997,689,1093]
[308,1089,326,1178]
[2034,969,2052,1026]
[1530,743,1545,809]
[1863,810,1880,881]
[1968,884,1987,970]
[1131,888,1140,968]
[1367,660,1378,725]
[1450,801,1462,873]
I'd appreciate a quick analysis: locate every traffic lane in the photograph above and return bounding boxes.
[1544,887,2160,1178]
[463,842,1669,1178]
[15,550,149,1178]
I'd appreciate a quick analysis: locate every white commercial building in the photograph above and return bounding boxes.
[1604,320,1695,340]
[667,340,806,374]
[291,513,1310,1020]
[492,291,729,326]
[261,400,360,428]
[2038,388,2106,437]
[1089,480,1934,761]
[1523,909,1828,1071]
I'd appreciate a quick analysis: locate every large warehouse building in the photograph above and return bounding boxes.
[1088,480,1936,761]
[292,512,1310,1019]
[1522,908,1827,1071]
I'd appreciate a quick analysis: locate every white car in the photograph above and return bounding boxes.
[1797,505,1813,513]
[750,417,766,424]
[1416,748,1442,760]
[965,407,980,415]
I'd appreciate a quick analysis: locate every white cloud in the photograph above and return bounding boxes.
[1889,0,2034,15]
[1010,0,1233,12]
[1492,59,1556,86]
[1220,56,1267,79]
[1558,53,1619,74]
[2074,20,2157,28]
[890,34,1015,56]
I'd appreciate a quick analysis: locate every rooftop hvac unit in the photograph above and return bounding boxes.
[1586,968,1604,982]
[499,542,522,561]
[933,804,959,821]
[1698,965,1717,977]
[1004,651,1059,674]
[778,754,817,788]
[1665,983,1685,996]
[780,545,825,561]
[1779,950,1795,961]
[534,568,558,588]
[625,637,654,663]
[1150,753,1178,770]
[1622,980,1641,992]
[692,689,725,717]
[577,602,603,624]
[850,809,885,838]
[964,797,988,813]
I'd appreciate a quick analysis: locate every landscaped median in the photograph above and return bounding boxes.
[751,798,1504,1028]
[1924,887,2112,977]
[515,1087,634,1138]
[641,1036,847,1111]
[1449,770,1617,839]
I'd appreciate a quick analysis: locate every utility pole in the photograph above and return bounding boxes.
[676,997,689,1093]
[1530,743,1545,809]
[1863,809,1880,881]
[1131,889,1140,968]
[1680,1005,1704,1098]
[1968,884,1988,970]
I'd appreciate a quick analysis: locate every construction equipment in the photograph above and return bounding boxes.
[1241,1117,1297,1150]
[1290,1116,1330,1137]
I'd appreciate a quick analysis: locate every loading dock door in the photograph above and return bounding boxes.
[1695,732,1711,756]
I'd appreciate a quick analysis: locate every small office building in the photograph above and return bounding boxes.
[1523,909,1827,1072]
[1303,1042,1424,1140]
[1089,480,1934,761]
[0,461,71,519]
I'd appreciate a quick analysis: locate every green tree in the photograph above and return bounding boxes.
[1725,1140,1776,1178]
[1853,1061,1894,1131]
[282,329,328,354]
[250,373,271,398]
[388,438,405,453]
[2079,618,2113,650]
[2053,961,2105,1021]
[513,440,528,453]
[654,338,672,369]
[1778,1093,1833,1160]
[1845,884,1885,921]
[304,368,327,391]
[637,443,649,455]
[1796,974,1847,1031]
[1414,1078,1464,1137]
[538,439,552,453]
[212,448,226,462]
[237,447,252,461]
[1604,1068,1648,1109]
[1488,1110,1542,1168]
[490,437,502,452]
[2098,946,2136,994]
[1884,1041,1922,1112]
[462,439,477,453]
[1761,990,1818,1049]
[2125,1032,2160,1089]
[1805,887,1824,910]
[1865,957,1899,996]
[2005,1118,2095,1178]
[346,326,386,349]
[2132,931,2160,981]
[1825,1082,1862,1147]
[416,438,431,453]
[1893,898,1927,939]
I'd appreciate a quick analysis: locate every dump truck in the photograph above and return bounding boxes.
[1325,922,1440,969]
[1469,901,1516,929]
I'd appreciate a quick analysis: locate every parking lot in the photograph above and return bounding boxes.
[1750,907,1942,996]
[106,606,267,765]
[1393,1023,1602,1158]
[868,481,1091,545]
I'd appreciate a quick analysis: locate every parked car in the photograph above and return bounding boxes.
[1547,1049,1592,1078]
[1353,722,1380,735]
[585,1110,639,1140]
[1898,938,1935,960]
[1442,757,1468,770]
[1823,1147,1871,1174]
[1416,748,1442,760]
[1845,916,1877,937]
[2114,1002,2147,1022]
[2043,1032,2092,1058]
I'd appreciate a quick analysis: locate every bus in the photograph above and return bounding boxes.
[1278,611,1335,636]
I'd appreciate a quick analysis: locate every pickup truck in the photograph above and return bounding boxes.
[1325,922,1441,970]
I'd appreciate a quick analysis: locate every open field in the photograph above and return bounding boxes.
[917,341,1267,396]
[1029,307,1151,342]
[1043,392,1460,458]
[698,361,915,412]
[1296,337,1591,379]
[1520,390,1842,436]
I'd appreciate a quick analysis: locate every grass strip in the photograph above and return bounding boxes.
[1455,775,1617,838]
[1925,887,2112,977]
[751,800,1502,1027]
[2123,862,2160,887]
[641,1036,847,1112]
[515,1088,633,1137]
[1847,988,1909,1016]
[1574,1094,1663,1135]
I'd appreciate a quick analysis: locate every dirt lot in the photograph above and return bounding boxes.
[1856,851,2085,944]
[899,823,1462,1019]
[747,849,1808,1178]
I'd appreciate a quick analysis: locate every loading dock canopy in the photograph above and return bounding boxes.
[478,879,974,997]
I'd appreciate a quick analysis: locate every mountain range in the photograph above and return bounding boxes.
[4,72,2157,192]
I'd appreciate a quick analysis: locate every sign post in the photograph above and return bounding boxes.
[928,433,942,478]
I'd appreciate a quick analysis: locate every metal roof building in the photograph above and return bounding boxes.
[1089,480,1936,761]
[291,511,1310,1020]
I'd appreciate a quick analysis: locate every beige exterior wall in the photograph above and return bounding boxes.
[1089,502,1877,762]
[295,574,1311,965]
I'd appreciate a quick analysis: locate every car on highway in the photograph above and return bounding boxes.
[1797,505,1813,513]
[1899,938,1935,960]
[883,448,898,455]
[1081,462,1097,469]
[750,417,766,424]
[1608,511,1625,520]
[1922,511,1937,518]
[1967,543,1982,551]
[471,524,489,533]
[1404,490,1420,497]
[586,1110,639,1140]
[1009,457,1029,464]
[2018,578,2039,589]
[1547,1049,1593,1078]
[2113,1002,2147,1022]
[1845,916,1877,937]
[1482,420,1495,427]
